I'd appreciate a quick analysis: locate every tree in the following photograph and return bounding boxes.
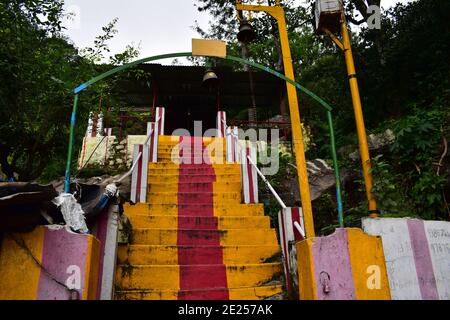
[0,1,141,181]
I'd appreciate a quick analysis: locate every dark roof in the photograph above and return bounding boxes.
[115,63,284,111]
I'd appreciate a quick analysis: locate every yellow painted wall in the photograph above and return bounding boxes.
[0,228,45,299]
[296,239,317,300]
[296,228,390,300]
[0,227,101,300]
[346,228,391,300]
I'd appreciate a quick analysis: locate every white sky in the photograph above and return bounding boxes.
[63,0,413,65]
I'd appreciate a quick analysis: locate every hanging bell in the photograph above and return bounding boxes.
[237,21,256,44]
[202,69,219,88]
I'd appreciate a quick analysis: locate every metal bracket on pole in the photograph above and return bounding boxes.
[322,27,344,51]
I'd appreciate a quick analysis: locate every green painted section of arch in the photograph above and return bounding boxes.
[74,52,333,112]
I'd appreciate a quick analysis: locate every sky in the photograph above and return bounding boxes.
[63,0,413,65]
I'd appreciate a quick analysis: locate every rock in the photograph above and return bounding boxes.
[349,150,359,161]
[340,129,395,161]
[338,145,355,158]
[368,129,395,149]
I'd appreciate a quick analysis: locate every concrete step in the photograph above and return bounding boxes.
[130,228,279,246]
[147,192,241,204]
[147,167,240,175]
[117,244,280,265]
[155,159,227,165]
[115,263,282,290]
[147,173,240,183]
[147,181,241,193]
[148,163,240,169]
[127,215,271,229]
[157,147,226,153]
[115,284,283,300]
[158,136,225,144]
[156,147,226,153]
[123,203,265,217]
[156,156,226,163]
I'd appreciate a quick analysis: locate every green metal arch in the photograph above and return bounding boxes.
[67,51,344,227]
[74,52,333,112]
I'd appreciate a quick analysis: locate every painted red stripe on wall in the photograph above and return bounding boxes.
[407,219,439,300]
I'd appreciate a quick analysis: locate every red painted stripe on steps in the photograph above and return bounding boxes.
[178,246,224,264]
[178,216,218,229]
[177,136,229,300]
[178,288,229,300]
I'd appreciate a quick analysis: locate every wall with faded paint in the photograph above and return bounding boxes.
[78,135,147,169]
[91,205,120,300]
[296,228,391,300]
[0,225,100,300]
[362,217,450,300]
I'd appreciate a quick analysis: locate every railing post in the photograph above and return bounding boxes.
[278,207,305,296]
[152,107,165,163]
[147,122,157,163]
[130,144,148,203]
[226,126,239,163]
[217,111,226,138]
[241,143,258,204]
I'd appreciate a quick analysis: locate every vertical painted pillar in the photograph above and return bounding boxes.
[278,207,305,294]
[91,205,120,300]
[147,122,157,163]
[217,111,226,138]
[152,107,165,163]
[241,144,258,204]
[226,126,239,163]
[130,143,149,203]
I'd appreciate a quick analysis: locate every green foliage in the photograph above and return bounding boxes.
[0,2,141,182]
[389,108,446,163]
[369,154,409,216]
[194,0,449,227]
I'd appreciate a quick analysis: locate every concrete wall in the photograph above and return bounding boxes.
[296,228,391,300]
[78,135,147,169]
[91,205,120,300]
[362,217,450,300]
[0,225,100,300]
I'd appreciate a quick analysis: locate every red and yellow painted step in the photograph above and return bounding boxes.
[115,136,282,300]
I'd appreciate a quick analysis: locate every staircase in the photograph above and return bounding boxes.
[115,135,283,300]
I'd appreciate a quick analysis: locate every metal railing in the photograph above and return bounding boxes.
[222,119,307,237]
[114,125,155,184]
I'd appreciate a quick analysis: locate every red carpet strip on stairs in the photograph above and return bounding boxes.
[177,136,229,300]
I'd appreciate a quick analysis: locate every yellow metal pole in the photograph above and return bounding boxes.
[237,2,315,237]
[340,17,378,214]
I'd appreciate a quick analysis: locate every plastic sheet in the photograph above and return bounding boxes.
[52,193,89,234]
